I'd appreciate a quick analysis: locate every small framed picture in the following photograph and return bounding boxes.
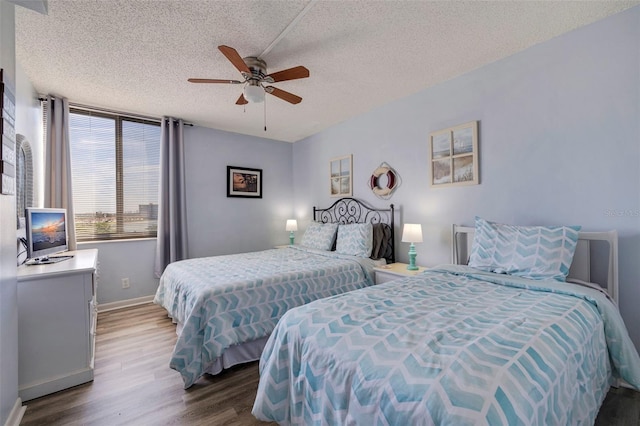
[329,154,352,197]
[429,121,479,187]
[227,166,262,198]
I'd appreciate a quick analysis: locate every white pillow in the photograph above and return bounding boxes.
[335,223,373,258]
[300,222,338,251]
[468,216,581,282]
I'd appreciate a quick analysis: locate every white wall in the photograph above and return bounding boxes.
[0,2,19,424]
[0,1,40,423]
[15,61,41,207]
[293,7,640,348]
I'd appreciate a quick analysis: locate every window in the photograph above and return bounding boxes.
[68,108,161,241]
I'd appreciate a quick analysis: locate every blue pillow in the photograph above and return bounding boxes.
[300,222,338,251]
[468,217,581,282]
[335,223,373,258]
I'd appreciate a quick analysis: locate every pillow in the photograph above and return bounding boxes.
[335,223,373,258]
[468,217,581,282]
[300,222,338,251]
[371,223,392,260]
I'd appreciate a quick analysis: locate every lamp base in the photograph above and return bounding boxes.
[289,232,295,246]
[407,243,419,270]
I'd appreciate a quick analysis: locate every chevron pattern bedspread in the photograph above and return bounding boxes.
[154,247,378,388]
[253,265,640,425]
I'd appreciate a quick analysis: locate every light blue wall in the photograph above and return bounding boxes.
[88,125,294,305]
[293,7,640,348]
[80,238,157,304]
[184,125,294,259]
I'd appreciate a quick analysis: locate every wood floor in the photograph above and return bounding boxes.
[20,303,640,426]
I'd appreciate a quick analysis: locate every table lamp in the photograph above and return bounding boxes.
[286,219,298,245]
[402,223,423,270]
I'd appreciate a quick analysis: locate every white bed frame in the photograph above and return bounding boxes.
[451,225,619,305]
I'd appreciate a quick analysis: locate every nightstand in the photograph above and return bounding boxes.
[274,244,297,249]
[373,262,427,284]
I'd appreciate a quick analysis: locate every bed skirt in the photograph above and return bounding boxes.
[175,320,269,377]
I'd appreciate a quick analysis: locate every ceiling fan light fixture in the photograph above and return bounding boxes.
[243,84,264,103]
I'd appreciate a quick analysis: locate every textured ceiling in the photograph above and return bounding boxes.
[15,1,639,142]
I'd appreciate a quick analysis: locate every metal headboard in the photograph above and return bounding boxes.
[451,224,619,305]
[313,198,395,263]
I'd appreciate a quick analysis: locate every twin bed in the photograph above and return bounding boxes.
[251,218,640,425]
[154,198,395,388]
[154,201,640,425]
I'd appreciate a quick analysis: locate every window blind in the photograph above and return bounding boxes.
[66,107,160,241]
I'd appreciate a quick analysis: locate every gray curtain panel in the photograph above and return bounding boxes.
[154,117,188,278]
[45,95,77,251]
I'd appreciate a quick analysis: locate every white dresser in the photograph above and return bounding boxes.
[17,249,98,401]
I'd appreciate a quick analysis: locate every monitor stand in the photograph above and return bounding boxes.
[26,254,74,266]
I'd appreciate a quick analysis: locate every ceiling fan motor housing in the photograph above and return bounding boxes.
[243,57,272,83]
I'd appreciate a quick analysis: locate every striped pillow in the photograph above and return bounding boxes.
[468,217,581,282]
[300,222,338,251]
[335,223,373,258]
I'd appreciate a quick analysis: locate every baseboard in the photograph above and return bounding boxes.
[4,398,26,426]
[20,369,94,402]
[97,295,155,313]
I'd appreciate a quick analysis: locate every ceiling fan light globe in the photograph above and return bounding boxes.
[244,85,265,103]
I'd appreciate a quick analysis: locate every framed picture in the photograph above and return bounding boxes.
[429,121,479,187]
[227,166,262,198]
[329,154,352,197]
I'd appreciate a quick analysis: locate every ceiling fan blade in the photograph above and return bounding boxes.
[236,94,248,105]
[218,45,251,76]
[267,66,310,83]
[265,86,302,104]
[188,78,243,84]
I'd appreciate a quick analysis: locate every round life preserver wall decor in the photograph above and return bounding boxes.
[368,162,401,199]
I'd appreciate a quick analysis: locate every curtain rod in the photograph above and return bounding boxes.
[38,96,193,126]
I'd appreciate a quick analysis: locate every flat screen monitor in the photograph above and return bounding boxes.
[25,207,70,264]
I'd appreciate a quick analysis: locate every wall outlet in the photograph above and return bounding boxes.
[121,278,130,289]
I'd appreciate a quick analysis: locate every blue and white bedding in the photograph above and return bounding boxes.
[153,246,381,388]
[253,265,640,425]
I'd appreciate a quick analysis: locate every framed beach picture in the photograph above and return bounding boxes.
[429,121,479,187]
[227,166,262,198]
[329,154,352,197]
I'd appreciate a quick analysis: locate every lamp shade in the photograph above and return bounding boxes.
[402,223,423,243]
[285,219,298,232]
[244,84,265,103]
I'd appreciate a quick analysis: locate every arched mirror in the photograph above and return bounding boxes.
[15,134,34,229]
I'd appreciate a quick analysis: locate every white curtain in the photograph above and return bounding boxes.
[45,95,77,251]
[154,117,188,277]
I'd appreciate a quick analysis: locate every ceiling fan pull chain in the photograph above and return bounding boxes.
[264,96,267,132]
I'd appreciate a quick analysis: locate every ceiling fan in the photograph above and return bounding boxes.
[188,45,310,105]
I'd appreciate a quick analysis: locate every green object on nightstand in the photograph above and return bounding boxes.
[286,219,297,246]
[402,223,423,271]
[407,242,419,270]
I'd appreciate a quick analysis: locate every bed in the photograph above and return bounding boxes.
[252,218,640,425]
[153,197,396,388]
